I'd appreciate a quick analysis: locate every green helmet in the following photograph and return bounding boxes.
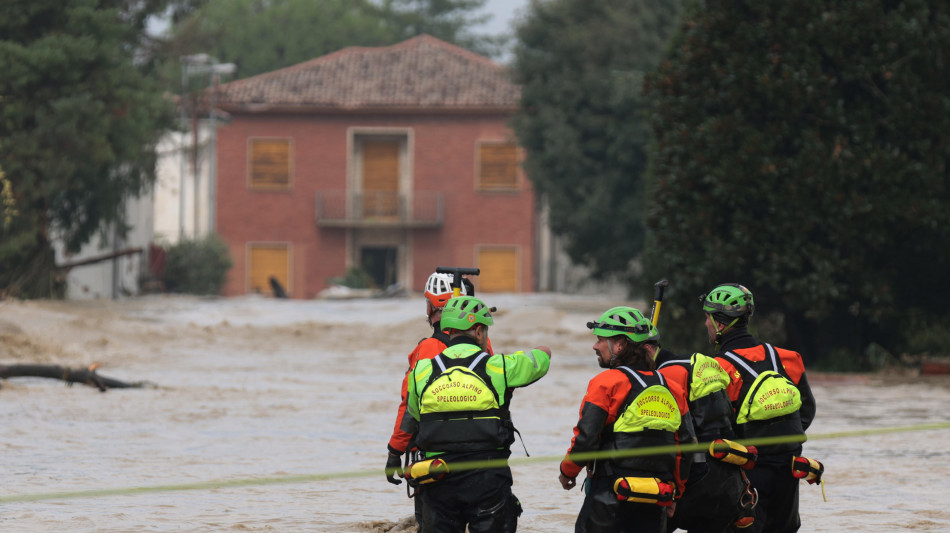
[440,295,494,331]
[701,283,754,318]
[587,306,659,344]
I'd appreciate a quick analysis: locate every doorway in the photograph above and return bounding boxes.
[360,246,398,289]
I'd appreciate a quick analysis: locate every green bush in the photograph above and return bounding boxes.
[328,266,374,289]
[902,311,950,357]
[162,234,232,295]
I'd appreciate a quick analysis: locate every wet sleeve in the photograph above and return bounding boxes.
[492,348,550,388]
[406,360,433,422]
[388,340,445,452]
[560,373,625,479]
[560,401,609,479]
[386,369,414,453]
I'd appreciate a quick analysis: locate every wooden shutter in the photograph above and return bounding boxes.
[478,143,519,190]
[362,140,400,217]
[477,248,519,292]
[248,244,290,296]
[250,139,291,189]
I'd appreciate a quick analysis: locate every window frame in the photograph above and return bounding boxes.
[475,141,522,192]
[247,137,294,191]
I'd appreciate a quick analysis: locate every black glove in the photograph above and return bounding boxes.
[385,452,404,485]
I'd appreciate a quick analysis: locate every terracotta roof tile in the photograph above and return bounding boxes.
[215,35,520,111]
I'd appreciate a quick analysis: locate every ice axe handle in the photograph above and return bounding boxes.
[650,279,669,326]
[435,267,481,297]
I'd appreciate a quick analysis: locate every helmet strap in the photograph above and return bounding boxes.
[712,315,740,350]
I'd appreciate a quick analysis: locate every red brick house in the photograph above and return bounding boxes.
[212,35,539,298]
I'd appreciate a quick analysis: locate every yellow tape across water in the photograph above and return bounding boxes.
[2,421,948,504]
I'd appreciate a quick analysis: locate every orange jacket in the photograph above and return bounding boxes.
[560,366,690,494]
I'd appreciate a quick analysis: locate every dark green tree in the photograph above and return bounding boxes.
[176,0,396,79]
[172,0,502,80]
[643,0,950,363]
[510,0,685,280]
[381,0,504,58]
[0,0,175,298]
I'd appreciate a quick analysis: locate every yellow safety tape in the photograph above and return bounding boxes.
[2,421,948,504]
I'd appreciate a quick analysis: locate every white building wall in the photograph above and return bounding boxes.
[154,123,214,245]
[53,119,215,300]
[53,187,154,300]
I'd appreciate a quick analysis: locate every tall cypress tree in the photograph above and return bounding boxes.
[510,0,686,281]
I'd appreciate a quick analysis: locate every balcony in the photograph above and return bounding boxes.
[315,190,444,228]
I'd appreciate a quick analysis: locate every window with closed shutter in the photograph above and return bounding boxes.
[477,143,520,191]
[477,247,519,292]
[249,138,292,189]
[248,243,291,296]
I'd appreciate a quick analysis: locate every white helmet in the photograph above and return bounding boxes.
[424,272,467,309]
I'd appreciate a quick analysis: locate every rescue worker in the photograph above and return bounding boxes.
[405,295,551,532]
[559,306,693,533]
[384,272,493,531]
[701,283,817,533]
[654,340,754,532]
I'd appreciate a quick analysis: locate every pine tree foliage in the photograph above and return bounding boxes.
[0,0,174,297]
[173,0,501,80]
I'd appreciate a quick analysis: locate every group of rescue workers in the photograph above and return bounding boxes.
[384,271,821,533]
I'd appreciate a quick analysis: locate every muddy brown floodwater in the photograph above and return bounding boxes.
[1,294,949,532]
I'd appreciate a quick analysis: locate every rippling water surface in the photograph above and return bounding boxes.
[1,295,948,532]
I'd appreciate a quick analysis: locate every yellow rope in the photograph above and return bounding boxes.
[1,421,948,504]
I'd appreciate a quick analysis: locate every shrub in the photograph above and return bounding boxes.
[162,234,232,295]
[328,266,374,289]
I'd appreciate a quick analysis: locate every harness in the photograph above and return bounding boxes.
[600,367,680,476]
[720,344,805,453]
[415,351,515,453]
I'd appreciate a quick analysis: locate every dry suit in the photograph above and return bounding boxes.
[714,329,817,533]
[655,348,750,533]
[387,327,494,532]
[561,364,692,533]
[404,335,550,533]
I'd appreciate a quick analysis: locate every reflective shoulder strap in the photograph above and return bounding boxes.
[764,343,780,372]
[657,358,690,369]
[433,354,447,372]
[618,365,648,389]
[468,351,489,370]
[722,351,759,379]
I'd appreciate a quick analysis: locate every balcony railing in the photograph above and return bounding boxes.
[315,190,444,228]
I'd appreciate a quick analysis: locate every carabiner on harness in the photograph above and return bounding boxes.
[733,470,759,529]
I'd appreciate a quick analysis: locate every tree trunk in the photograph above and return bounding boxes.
[0,364,152,391]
